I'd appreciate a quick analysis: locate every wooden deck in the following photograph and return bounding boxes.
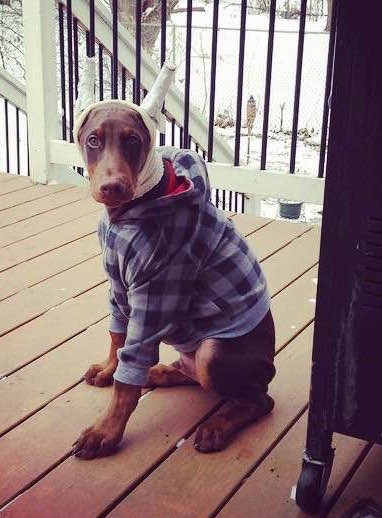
[0,172,381,518]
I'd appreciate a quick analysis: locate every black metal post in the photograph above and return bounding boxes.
[160,0,167,146]
[66,0,74,142]
[318,0,337,178]
[4,99,9,173]
[112,0,118,99]
[135,0,142,104]
[89,0,95,57]
[234,0,247,166]
[73,18,79,99]
[98,44,104,101]
[122,68,127,100]
[183,0,193,148]
[289,0,307,173]
[16,107,20,175]
[260,0,276,170]
[207,0,219,162]
[58,3,67,141]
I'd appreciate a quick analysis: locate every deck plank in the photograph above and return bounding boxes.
[0,326,313,517]
[0,176,32,194]
[0,233,100,300]
[0,183,71,211]
[247,220,311,262]
[0,211,100,271]
[217,414,367,518]
[0,197,98,248]
[0,255,105,336]
[328,445,382,517]
[0,319,109,436]
[0,283,108,378]
[0,186,90,228]
[263,227,320,296]
[231,214,272,236]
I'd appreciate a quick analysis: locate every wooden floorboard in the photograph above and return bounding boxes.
[0,183,70,211]
[0,283,108,378]
[0,176,32,194]
[0,196,98,247]
[0,233,100,300]
[0,211,100,271]
[328,445,382,516]
[0,186,89,228]
[0,176,371,518]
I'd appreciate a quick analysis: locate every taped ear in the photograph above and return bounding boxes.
[141,62,176,132]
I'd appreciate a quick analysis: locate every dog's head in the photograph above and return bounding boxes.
[76,102,152,207]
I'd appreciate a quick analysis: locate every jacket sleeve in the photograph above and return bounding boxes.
[113,227,198,386]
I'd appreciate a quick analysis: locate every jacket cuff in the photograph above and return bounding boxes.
[113,362,149,386]
[109,315,128,334]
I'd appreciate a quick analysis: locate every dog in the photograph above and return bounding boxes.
[71,100,276,460]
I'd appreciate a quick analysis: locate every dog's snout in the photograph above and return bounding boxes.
[100,181,126,199]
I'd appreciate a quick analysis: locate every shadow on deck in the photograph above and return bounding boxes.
[0,172,380,517]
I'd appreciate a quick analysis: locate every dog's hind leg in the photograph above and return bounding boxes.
[144,361,199,388]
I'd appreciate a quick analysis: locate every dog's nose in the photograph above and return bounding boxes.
[99,181,126,199]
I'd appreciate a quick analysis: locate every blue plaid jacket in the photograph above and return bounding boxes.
[98,148,270,385]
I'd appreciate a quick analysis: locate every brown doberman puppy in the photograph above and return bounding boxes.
[72,102,276,460]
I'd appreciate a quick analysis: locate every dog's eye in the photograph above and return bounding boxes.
[87,135,100,149]
[124,136,140,149]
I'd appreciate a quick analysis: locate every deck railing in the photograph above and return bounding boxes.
[0,68,29,176]
[1,0,334,212]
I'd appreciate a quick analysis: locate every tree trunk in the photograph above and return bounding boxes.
[117,0,179,53]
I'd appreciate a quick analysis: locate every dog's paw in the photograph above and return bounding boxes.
[72,421,124,460]
[194,416,230,453]
[84,360,117,387]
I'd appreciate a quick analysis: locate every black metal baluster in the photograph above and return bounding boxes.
[98,44,104,101]
[183,0,193,148]
[160,0,167,146]
[89,0,95,56]
[4,100,9,173]
[171,119,175,146]
[260,0,276,170]
[207,0,219,162]
[122,68,127,100]
[26,123,30,176]
[73,18,79,99]
[234,0,247,166]
[112,0,118,99]
[179,126,183,148]
[318,0,337,178]
[135,0,142,104]
[289,0,307,173]
[66,0,74,142]
[58,3,67,140]
[16,107,20,175]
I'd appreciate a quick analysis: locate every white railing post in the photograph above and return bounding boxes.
[22,0,82,185]
[22,0,58,183]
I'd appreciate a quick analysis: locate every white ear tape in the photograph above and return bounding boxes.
[141,61,176,131]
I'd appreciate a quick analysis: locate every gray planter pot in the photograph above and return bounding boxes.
[279,200,303,219]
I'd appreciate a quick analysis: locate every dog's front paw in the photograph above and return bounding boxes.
[194,416,230,453]
[84,359,117,387]
[72,418,124,460]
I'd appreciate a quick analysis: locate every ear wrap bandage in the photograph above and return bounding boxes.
[73,61,176,200]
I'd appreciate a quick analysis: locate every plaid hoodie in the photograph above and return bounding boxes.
[98,147,270,386]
